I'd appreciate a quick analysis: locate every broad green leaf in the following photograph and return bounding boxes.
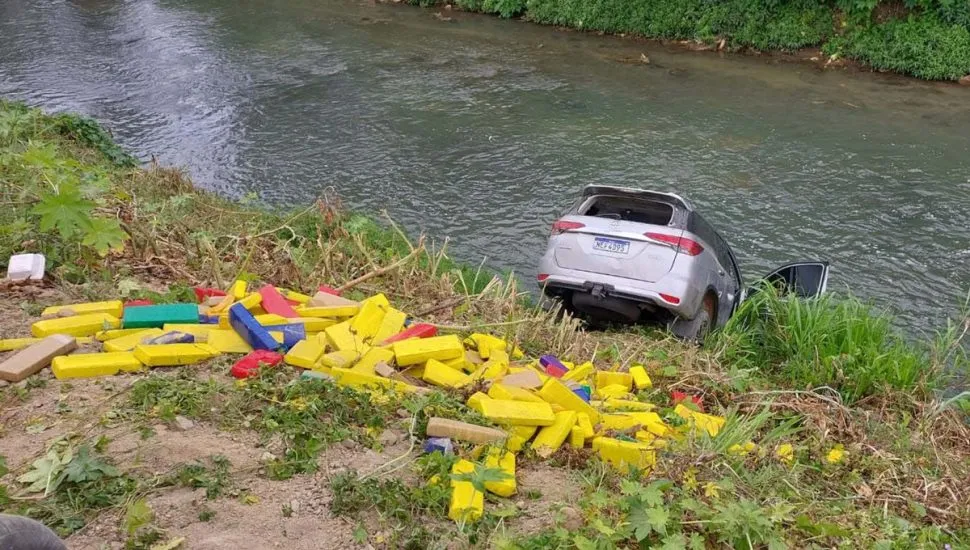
[82,216,128,256]
[573,535,597,550]
[78,173,112,200]
[116,278,143,297]
[352,524,368,544]
[660,533,688,550]
[620,478,641,497]
[17,448,68,495]
[124,498,154,535]
[908,500,927,518]
[62,445,119,484]
[677,496,706,515]
[642,484,665,508]
[588,489,610,509]
[646,506,670,536]
[591,517,616,537]
[629,506,654,541]
[688,533,706,550]
[451,464,511,494]
[32,186,93,238]
[21,142,61,169]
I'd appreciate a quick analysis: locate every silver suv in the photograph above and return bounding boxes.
[537,185,829,340]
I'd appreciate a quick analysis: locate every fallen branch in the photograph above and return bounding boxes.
[336,237,425,293]
[414,295,468,318]
[740,387,852,415]
[432,317,538,332]
[249,202,319,241]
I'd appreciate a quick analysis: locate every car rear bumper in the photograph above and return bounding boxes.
[537,255,701,319]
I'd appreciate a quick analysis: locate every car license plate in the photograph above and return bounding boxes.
[593,237,630,254]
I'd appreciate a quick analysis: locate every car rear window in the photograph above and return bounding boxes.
[580,196,674,226]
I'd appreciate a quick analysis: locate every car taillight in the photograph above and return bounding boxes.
[537,273,550,282]
[644,232,704,256]
[551,220,585,235]
[659,293,681,304]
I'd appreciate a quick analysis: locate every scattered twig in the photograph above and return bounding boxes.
[358,411,419,481]
[432,317,539,332]
[336,238,426,293]
[381,210,416,253]
[249,202,318,241]
[740,387,852,415]
[414,295,468,318]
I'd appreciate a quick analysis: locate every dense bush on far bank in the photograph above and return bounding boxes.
[411,0,970,80]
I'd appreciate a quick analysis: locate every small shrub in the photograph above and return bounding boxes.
[455,0,484,11]
[171,455,234,499]
[482,0,526,18]
[11,444,137,536]
[330,471,447,547]
[127,373,229,421]
[51,112,137,168]
[845,16,970,79]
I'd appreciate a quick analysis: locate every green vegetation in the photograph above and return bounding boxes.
[168,455,235,499]
[6,442,142,536]
[713,288,965,402]
[330,467,452,547]
[122,366,495,481]
[1,102,968,546]
[415,0,970,80]
[0,98,492,294]
[0,101,133,265]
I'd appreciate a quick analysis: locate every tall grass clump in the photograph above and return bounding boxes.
[713,288,939,402]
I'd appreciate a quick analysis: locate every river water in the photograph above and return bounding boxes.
[2,0,969,334]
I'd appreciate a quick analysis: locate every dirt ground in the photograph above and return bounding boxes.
[0,284,582,549]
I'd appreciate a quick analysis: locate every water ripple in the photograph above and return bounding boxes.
[2,0,969,332]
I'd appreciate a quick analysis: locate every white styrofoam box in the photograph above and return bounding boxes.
[6,253,45,281]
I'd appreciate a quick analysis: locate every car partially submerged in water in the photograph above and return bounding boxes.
[537,185,830,340]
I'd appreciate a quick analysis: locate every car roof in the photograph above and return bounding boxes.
[581,185,694,211]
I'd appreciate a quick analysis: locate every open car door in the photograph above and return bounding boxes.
[754,261,830,299]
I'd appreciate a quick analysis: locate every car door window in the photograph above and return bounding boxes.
[761,262,829,298]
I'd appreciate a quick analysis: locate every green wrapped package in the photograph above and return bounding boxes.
[122,304,199,328]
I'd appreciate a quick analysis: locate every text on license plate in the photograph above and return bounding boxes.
[593,237,630,254]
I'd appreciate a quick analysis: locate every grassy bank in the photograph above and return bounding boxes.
[1,101,969,548]
[408,0,970,81]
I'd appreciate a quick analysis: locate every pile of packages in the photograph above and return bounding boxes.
[0,281,727,523]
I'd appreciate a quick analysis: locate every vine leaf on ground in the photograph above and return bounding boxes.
[17,447,72,495]
[124,498,154,535]
[630,505,670,541]
[61,445,119,484]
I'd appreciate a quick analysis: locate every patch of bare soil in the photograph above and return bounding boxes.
[62,419,397,549]
[67,476,363,550]
[0,373,137,469]
[504,464,584,537]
